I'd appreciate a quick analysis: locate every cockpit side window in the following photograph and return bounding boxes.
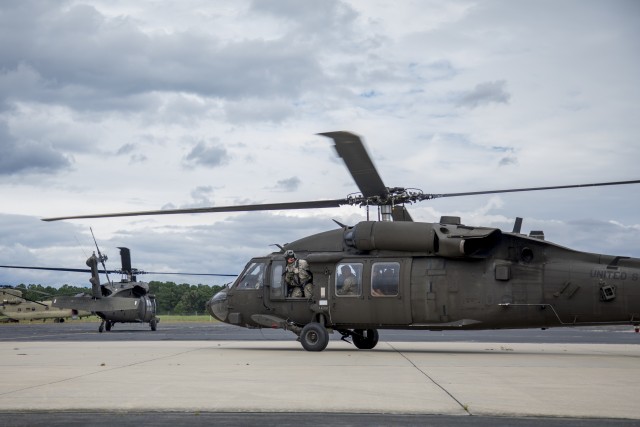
[270,260,285,299]
[235,261,266,290]
[371,262,399,296]
[335,262,362,297]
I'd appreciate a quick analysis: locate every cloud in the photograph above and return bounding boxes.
[498,156,518,167]
[224,98,295,123]
[271,176,301,192]
[249,0,359,39]
[0,1,331,115]
[115,143,147,164]
[455,80,511,108]
[0,121,72,175]
[183,142,230,169]
[0,211,342,286]
[116,143,136,156]
[185,186,215,208]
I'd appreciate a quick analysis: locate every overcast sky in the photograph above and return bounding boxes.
[1,0,639,287]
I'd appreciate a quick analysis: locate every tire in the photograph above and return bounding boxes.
[150,319,157,331]
[299,322,329,352]
[352,328,379,350]
[98,322,104,333]
[105,321,112,332]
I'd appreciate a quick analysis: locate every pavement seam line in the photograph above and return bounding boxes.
[386,342,472,415]
[0,347,202,397]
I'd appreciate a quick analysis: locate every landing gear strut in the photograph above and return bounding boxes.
[338,328,380,350]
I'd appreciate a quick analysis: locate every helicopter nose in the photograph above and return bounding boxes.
[207,289,229,322]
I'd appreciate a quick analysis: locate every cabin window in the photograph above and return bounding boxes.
[235,261,266,290]
[335,263,362,297]
[371,262,400,296]
[270,260,285,299]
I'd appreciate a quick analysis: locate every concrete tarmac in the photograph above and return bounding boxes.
[1,325,639,425]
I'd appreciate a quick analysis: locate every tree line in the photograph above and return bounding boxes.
[9,282,225,316]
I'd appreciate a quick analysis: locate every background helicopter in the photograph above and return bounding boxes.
[0,232,236,332]
[43,132,640,350]
[1,286,91,323]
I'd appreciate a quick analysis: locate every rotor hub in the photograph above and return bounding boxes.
[346,187,434,207]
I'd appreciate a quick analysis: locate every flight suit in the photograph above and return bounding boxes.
[284,259,313,298]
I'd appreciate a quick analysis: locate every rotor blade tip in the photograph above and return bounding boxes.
[317,131,358,139]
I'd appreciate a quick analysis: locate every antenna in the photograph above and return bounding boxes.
[90,227,112,285]
[73,234,90,259]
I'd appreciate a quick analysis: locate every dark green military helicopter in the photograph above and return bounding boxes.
[1,238,236,333]
[43,132,640,350]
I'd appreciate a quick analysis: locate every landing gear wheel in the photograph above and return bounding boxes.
[150,318,157,331]
[299,322,329,352]
[353,328,379,350]
[98,321,105,333]
[105,321,112,332]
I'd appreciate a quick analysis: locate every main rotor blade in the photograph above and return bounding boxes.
[42,199,347,222]
[319,131,388,198]
[142,271,237,277]
[0,265,96,274]
[0,265,235,277]
[431,179,640,199]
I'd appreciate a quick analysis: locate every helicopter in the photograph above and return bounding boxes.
[1,286,91,323]
[42,132,640,350]
[1,236,237,333]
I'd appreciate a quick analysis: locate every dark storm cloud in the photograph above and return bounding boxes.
[0,122,72,175]
[183,142,230,168]
[0,1,330,113]
[455,80,511,108]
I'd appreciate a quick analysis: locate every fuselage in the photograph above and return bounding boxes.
[0,300,90,322]
[208,221,640,332]
[52,282,157,324]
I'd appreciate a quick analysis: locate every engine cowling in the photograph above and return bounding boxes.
[344,220,501,258]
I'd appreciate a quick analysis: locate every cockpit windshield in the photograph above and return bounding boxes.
[234,261,266,290]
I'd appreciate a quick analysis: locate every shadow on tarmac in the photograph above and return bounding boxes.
[2,411,639,427]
